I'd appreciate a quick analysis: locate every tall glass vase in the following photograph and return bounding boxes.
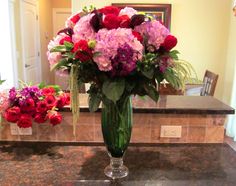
[101,96,132,179]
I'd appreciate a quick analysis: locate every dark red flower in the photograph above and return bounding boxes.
[99,6,120,16]
[64,93,70,105]
[4,106,21,123]
[56,94,67,108]
[90,12,103,32]
[119,15,130,28]
[103,14,120,30]
[48,112,62,126]
[70,13,80,24]
[42,87,55,96]
[161,35,177,51]
[130,14,145,28]
[17,114,32,128]
[45,95,57,109]
[59,35,72,45]
[132,31,143,43]
[36,100,48,113]
[72,40,92,62]
[20,98,35,113]
[34,113,47,123]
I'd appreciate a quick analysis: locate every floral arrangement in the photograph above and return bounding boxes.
[1,84,70,128]
[47,6,194,132]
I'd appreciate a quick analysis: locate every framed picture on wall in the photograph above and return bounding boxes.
[112,3,172,29]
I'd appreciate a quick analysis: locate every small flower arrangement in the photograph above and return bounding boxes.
[2,83,70,128]
[47,6,195,132]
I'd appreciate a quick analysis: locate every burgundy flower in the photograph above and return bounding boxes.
[130,14,145,28]
[17,114,32,128]
[103,14,120,30]
[36,100,48,113]
[45,95,57,109]
[119,15,130,28]
[90,12,103,32]
[4,106,21,123]
[48,112,62,126]
[72,40,92,62]
[20,98,35,113]
[132,31,143,43]
[59,35,72,45]
[34,113,47,123]
[70,13,80,24]
[42,87,55,96]
[56,94,67,109]
[98,6,120,16]
[161,35,177,51]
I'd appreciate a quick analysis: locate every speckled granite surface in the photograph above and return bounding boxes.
[0,143,235,185]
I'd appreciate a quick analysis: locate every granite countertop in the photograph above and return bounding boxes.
[62,94,235,114]
[0,142,235,185]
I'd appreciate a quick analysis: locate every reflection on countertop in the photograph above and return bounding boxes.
[0,142,235,185]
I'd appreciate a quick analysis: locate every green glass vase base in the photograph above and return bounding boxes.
[104,157,128,179]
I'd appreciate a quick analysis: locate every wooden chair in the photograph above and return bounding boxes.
[200,70,218,96]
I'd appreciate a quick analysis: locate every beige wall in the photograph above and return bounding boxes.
[39,0,53,84]
[223,0,236,105]
[72,0,232,101]
[52,0,71,8]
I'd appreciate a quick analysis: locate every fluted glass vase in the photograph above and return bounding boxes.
[101,96,132,179]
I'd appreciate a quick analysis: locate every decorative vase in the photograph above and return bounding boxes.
[101,96,133,179]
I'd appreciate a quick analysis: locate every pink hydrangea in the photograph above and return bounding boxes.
[47,51,61,67]
[93,28,143,71]
[47,33,68,67]
[135,20,169,50]
[72,13,96,42]
[119,7,138,18]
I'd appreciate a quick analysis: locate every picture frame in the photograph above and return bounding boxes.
[112,3,172,29]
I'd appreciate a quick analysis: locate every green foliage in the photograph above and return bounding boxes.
[0,79,5,85]
[102,79,125,103]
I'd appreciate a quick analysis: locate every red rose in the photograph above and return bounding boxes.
[34,113,47,123]
[48,112,62,126]
[36,100,48,113]
[119,15,130,28]
[59,35,72,45]
[103,14,120,30]
[161,35,178,51]
[132,31,143,43]
[72,40,92,62]
[42,87,55,96]
[64,93,70,105]
[4,106,21,122]
[99,6,120,16]
[20,98,35,113]
[56,94,67,109]
[17,114,32,128]
[70,13,80,24]
[45,95,57,109]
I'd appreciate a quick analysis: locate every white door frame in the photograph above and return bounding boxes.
[20,0,42,83]
[8,0,18,87]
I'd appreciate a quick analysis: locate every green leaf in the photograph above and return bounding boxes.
[169,50,180,60]
[144,84,159,102]
[88,94,101,112]
[64,41,74,50]
[102,79,125,103]
[141,68,154,79]
[0,79,6,85]
[38,82,46,89]
[50,45,67,52]
[50,58,68,71]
